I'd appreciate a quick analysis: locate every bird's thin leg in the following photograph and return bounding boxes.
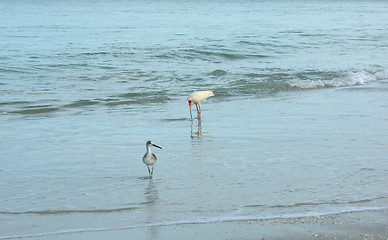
[196,104,201,118]
[151,166,154,175]
[147,166,151,177]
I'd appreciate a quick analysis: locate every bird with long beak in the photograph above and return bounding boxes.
[142,140,162,179]
[188,90,214,119]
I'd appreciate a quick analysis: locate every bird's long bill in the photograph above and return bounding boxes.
[152,143,162,149]
[189,105,192,119]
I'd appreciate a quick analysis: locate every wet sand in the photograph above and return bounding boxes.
[130,210,388,240]
[123,209,388,240]
[14,209,385,240]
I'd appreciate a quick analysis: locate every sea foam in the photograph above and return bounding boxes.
[288,68,387,89]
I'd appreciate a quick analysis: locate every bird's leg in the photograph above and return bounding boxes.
[196,104,201,118]
[147,166,152,178]
[151,166,154,175]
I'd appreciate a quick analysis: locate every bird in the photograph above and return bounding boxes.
[188,90,214,119]
[142,140,162,179]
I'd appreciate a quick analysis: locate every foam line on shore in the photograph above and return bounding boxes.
[1,207,387,240]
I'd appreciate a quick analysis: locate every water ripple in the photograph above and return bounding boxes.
[0,207,138,215]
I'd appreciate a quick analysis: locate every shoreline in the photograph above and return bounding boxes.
[1,208,387,239]
[130,209,388,240]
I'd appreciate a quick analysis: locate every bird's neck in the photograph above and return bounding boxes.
[146,146,152,155]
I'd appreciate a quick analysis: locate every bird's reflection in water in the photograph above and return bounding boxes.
[145,180,159,203]
[190,117,203,139]
[190,117,215,158]
[144,180,159,240]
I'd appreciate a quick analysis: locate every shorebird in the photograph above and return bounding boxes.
[188,90,214,119]
[142,140,162,179]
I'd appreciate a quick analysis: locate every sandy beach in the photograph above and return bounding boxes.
[8,209,383,240]
[103,209,388,240]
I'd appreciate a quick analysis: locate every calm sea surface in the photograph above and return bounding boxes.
[1,0,388,238]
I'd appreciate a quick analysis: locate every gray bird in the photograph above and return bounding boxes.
[142,140,162,179]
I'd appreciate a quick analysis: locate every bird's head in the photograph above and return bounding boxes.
[188,99,193,119]
[147,140,162,149]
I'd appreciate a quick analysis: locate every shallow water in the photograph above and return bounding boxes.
[1,0,388,238]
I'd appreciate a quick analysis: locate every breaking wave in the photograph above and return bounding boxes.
[1,67,386,116]
[212,67,387,98]
[288,68,387,89]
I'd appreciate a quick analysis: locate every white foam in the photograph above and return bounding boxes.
[1,207,387,239]
[288,68,387,89]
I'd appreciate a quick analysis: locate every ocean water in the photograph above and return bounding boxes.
[1,0,388,238]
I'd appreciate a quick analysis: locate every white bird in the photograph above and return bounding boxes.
[188,90,215,119]
[142,140,162,179]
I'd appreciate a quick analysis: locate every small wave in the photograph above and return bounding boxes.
[207,69,228,76]
[118,92,152,98]
[358,167,376,171]
[0,207,138,215]
[269,202,325,208]
[1,207,386,240]
[348,196,388,204]
[0,101,32,106]
[0,67,31,74]
[266,196,387,209]
[1,91,172,115]
[9,107,60,115]
[211,68,387,99]
[161,118,188,122]
[80,52,110,56]
[104,99,170,106]
[105,100,140,106]
[154,54,175,59]
[107,90,171,106]
[195,49,242,60]
[288,69,387,89]
[63,100,99,108]
[182,48,269,60]
[244,204,266,208]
